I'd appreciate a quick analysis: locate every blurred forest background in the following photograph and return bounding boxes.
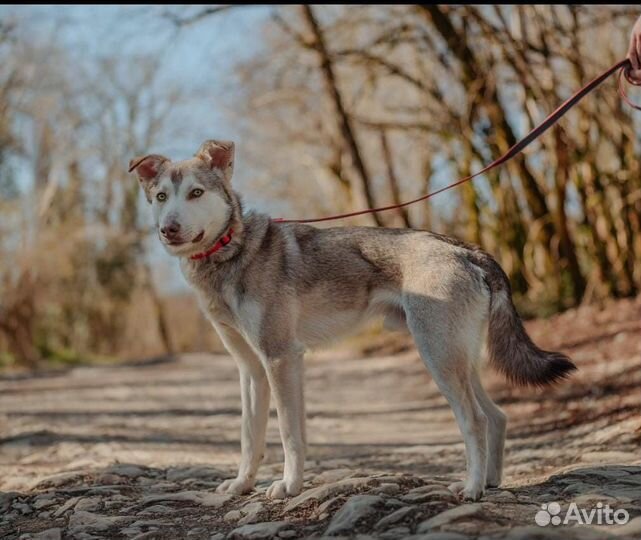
[0,5,640,368]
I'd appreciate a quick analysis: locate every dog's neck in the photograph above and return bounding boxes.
[180,192,274,277]
[189,227,235,261]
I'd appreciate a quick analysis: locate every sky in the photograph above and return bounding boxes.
[1,5,271,151]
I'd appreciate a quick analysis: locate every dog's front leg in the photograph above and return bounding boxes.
[215,324,270,495]
[262,346,306,500]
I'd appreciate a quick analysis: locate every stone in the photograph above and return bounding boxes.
[313,468,357,484]
[129,519,167,528]
[34,471,86,489]
[285,477,373,511]
[86,486,120,496]
[375,506,416,530]
[402,490,457,504]
[52,496,81,517]
[325,495,384,536]
[68,510,129,532]
[0,492,18,513]
[613,516,641,536]
[2,511,18,522]
[119,528,142,538]
[138,504,174,515]
[166,465,224,482]
[572,493,619,507]
[417,504,483,532]
[374,483,401,495]
[411,533,471,540]
[33,494,58,510]
[409,484,451,495]
[98,473,124,485]
[314,495,343,519]
[14,502,33,515]
[384,498,406,509]
[561,482,602,496]
[483,490,517,503]
[228,521,290,539]
[141,490,233,508]
[379,527,411,539]
[225,509,243,522]
[602,486,641,500]
[74,497,101,512]
[589,515,641,538]
[102,501,125,511]
[210,534,225,540]
[503,526,584,539]
[104,464,148,478]
[239,501,266,525]
[20,529,62,540]
[129,533,160,540]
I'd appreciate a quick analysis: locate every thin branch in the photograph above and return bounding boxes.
[163,5,254,27]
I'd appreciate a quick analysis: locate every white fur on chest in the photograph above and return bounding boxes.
[189,276,264,344]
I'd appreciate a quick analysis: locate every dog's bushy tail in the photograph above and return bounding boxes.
[468,251,577,386]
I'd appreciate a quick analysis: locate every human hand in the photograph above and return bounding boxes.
[627,15,641,83]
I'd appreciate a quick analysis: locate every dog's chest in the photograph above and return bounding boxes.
[181,263,237,325]
[192,281,241,328]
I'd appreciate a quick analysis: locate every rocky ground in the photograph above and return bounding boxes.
[1,296,640,540]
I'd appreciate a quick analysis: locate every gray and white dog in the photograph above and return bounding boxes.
[130,140,575,501]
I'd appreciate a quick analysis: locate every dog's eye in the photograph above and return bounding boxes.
[156,192,167,202]
[190,188,204,199]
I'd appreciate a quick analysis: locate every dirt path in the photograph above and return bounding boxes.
[1,297,640,539]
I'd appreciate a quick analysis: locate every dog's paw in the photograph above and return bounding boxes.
[216,477,254,495]
[266,479,302,500]
[485,478,502,489]
[485,471,502,488]
[448,480,484,501]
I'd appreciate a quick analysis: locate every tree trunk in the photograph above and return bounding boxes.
[553,128,586,303]
[379,130,411,228]
[142,262,174,356]
[301,5,383,226]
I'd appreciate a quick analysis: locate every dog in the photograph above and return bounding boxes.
[129,139,575,501]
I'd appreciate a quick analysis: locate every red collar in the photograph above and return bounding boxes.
[190,228,234,261]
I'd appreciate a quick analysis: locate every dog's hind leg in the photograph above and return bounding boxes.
[404,291,489,501]
[470,367,506,487]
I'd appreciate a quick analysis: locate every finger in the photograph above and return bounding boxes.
[630,69,641,84]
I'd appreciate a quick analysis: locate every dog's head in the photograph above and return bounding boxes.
[129,140,236,258]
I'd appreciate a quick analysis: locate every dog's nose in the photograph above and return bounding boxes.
[160,222,181,237]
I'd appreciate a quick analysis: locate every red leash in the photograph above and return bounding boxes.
[275,59,641,225]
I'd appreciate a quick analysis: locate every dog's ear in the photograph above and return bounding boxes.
[196,140,235,183]
[128,154,170,202]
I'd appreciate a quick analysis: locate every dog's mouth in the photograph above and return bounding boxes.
[163,231,204,247]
